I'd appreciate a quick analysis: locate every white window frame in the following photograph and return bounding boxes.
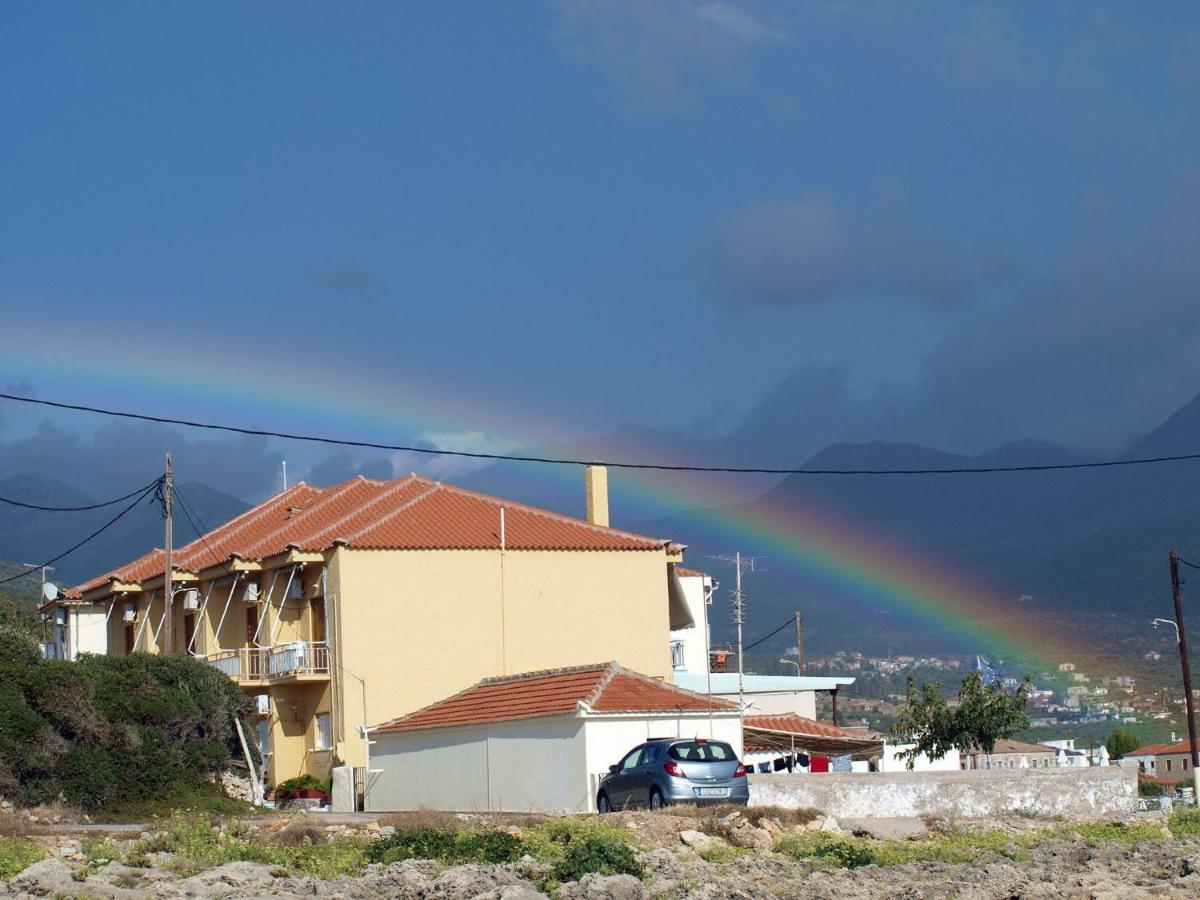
[314,712,332,751]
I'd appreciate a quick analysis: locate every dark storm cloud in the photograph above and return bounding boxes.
[304,260,386,299]
[701,193,973,308]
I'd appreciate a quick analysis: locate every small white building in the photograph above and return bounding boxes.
[367,662,742,813]
[40,596,107,661]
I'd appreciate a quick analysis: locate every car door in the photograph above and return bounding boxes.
[607,745,645,809]
[626,742,663,807]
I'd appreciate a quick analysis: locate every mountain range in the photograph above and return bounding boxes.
[6,394,1200,658]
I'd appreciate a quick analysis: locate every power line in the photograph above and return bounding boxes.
[173,485,225,569]
[0,478,162,512]
[1178,556,1200,572]
[7,391,1200,476]
[743,617,795,653]
[0,479,162,587]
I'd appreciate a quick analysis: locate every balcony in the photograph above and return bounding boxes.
[206,641,330,685]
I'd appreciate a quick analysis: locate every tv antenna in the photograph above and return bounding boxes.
[709,551,765,725]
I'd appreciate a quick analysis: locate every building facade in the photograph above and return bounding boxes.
[56,468,688,790]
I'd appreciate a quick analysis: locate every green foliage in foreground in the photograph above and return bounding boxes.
[0,631,251,810]
[367,828,522,866]
[0,837,46,879]
[776,820,1173,870]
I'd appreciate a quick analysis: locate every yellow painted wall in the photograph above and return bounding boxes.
[332,546,671,769]
[264,681,333,786]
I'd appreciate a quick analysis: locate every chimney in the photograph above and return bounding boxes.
[585,465,609,527]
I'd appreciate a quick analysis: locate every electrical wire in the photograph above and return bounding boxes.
[0,477,163,512]
[742,616,796,653]
[0,479,163,587]
[173,485,225,569]
[7,391,1200,476]
[1178,556,1200,572]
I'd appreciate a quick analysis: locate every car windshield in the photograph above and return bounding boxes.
[668,741,737,762]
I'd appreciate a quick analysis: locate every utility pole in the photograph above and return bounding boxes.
[711,551,763,744]
[162,453,174,654]
[794,611,804,674]
[1170,550,1200,805]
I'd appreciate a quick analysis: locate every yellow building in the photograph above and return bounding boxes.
[60,467,689,790]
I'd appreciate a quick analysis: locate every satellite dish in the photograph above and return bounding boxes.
[42,582,59,602]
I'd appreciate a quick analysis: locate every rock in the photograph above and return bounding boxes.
[379,825,396,836]
[428,863,527,899]
[726,826,773,851]
[556,873,646,899]
[178,860,281,895]
[818,816,843,835]
[839,817,929,841]
[9,858,79,896]
[478,886,545,900]
[58,844,80,858]
[680,829,719,849]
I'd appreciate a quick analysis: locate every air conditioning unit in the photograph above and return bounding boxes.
[285,578,304,601]
[243,583,259,604]
[53,610,66,627]
[255,695,271,716]
[122,604,137,623]
[182,589,200,610]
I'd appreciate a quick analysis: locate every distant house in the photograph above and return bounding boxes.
[1126,740,1198,782]
[962,739,1063,770]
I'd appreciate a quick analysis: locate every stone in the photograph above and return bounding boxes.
[839,817,929,841]
[819,816,843,834]
[556,873,646,899]
[726,826,773,851]
[680,829,719,849]
[9,859,79,896]
[428,863,527,899]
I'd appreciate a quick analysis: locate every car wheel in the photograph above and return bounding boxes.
[649,788,667,810]
[597,792,612,814]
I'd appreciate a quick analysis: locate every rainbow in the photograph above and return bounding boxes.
[3,335,1079,671]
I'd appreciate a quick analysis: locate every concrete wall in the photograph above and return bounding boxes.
[368,716,588,812]
[334,545,671,768]
[668,571,710,677]
[749,760,1138,819]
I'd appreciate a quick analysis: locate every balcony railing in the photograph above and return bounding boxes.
[205,642,330,681]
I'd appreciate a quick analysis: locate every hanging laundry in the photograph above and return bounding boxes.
[796,753,810,768]
[772,757,787,771]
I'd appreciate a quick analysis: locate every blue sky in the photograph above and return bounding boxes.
[2,2,1200,503]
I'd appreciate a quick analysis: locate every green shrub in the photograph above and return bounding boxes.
[55,744,118,808]
[1170,808,1200,837]
[366,827,521,866]
[0,837,45,879]
[551,835,643,882]
[275,774,331,801]
[1139,779,1166,797]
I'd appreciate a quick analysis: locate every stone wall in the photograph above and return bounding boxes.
[748,760,1138,819]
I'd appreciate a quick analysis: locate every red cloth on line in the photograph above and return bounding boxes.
[809,756,830,773]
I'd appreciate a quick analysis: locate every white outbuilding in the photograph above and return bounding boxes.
[366,662,742,813]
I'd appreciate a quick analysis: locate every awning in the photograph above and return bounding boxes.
[743,714,883,756]
[667,565,696,630]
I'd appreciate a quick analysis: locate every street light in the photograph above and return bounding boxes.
[1153,618,1181,642]
[778,658,800,674]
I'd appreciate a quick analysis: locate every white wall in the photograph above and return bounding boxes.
[368,716,588,813]
[70,606,108,659]
[668,572,711,675]
[877,742,962,773]
[582,713,743,811]
[736,691,818,719]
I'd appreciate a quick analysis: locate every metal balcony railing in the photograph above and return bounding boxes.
[205,642,330,681]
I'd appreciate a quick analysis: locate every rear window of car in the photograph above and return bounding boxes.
[669,741,737,762]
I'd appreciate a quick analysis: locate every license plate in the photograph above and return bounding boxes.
[695,787,731,798]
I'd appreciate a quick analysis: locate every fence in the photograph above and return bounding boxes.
[205,642,329,681]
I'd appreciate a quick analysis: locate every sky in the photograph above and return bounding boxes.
[2,2,1200,508]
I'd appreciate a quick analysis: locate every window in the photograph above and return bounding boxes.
[314,713,331,751]
[1186,759,1190,771]
[618,746,645,772]
[669,741,736,762]
[1167,759,1173,772]
[670,640,686,669]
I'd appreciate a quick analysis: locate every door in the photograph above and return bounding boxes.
[606,745,645,809]
[628,742,664,806]
[183,613,196,654]
[246,606,260,676]
[309,598,326,644]
[124,623,136,655]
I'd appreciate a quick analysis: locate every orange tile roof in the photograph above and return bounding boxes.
[373,662,737,734]
[743,714,865,741]
[742,714,882,753]
[675,567,710,578]
[73,474,672,595]
[1129,740,1199,756]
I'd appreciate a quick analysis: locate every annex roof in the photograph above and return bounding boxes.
[372,662,738,735]
[742,714,883,755]
[72,474,674,596]
[1128,740,1199,757]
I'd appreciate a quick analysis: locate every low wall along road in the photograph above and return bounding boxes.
[748,760,1139,819]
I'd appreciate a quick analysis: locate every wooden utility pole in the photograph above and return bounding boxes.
[1169,549,1200,804]
[162,453,174,654]
[794,611,804,674]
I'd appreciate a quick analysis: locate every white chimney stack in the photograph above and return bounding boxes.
[585,465,609,527]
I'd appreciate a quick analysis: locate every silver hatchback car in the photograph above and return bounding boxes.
[596,738,749,811]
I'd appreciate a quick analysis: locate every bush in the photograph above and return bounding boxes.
[551,835,643,882]
[1139,779,1166,797]
[0,650,251,811]
[275,774,331,801]
[366,827,522,866]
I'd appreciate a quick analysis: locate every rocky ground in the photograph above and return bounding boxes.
[3,808,1200,898]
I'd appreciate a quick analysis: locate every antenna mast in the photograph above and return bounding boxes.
[162,453,174,654]
[710,551,763,740]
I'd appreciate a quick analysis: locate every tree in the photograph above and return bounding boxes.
[1106,726,1141,760]
[890,670,1031,768]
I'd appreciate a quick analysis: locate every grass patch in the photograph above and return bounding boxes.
[697,843,745,865]
[366,828,522,866]
[87,817,366,878]
[1170,808,1200,838]
[90,779,257,823]
[0,836,45,879]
